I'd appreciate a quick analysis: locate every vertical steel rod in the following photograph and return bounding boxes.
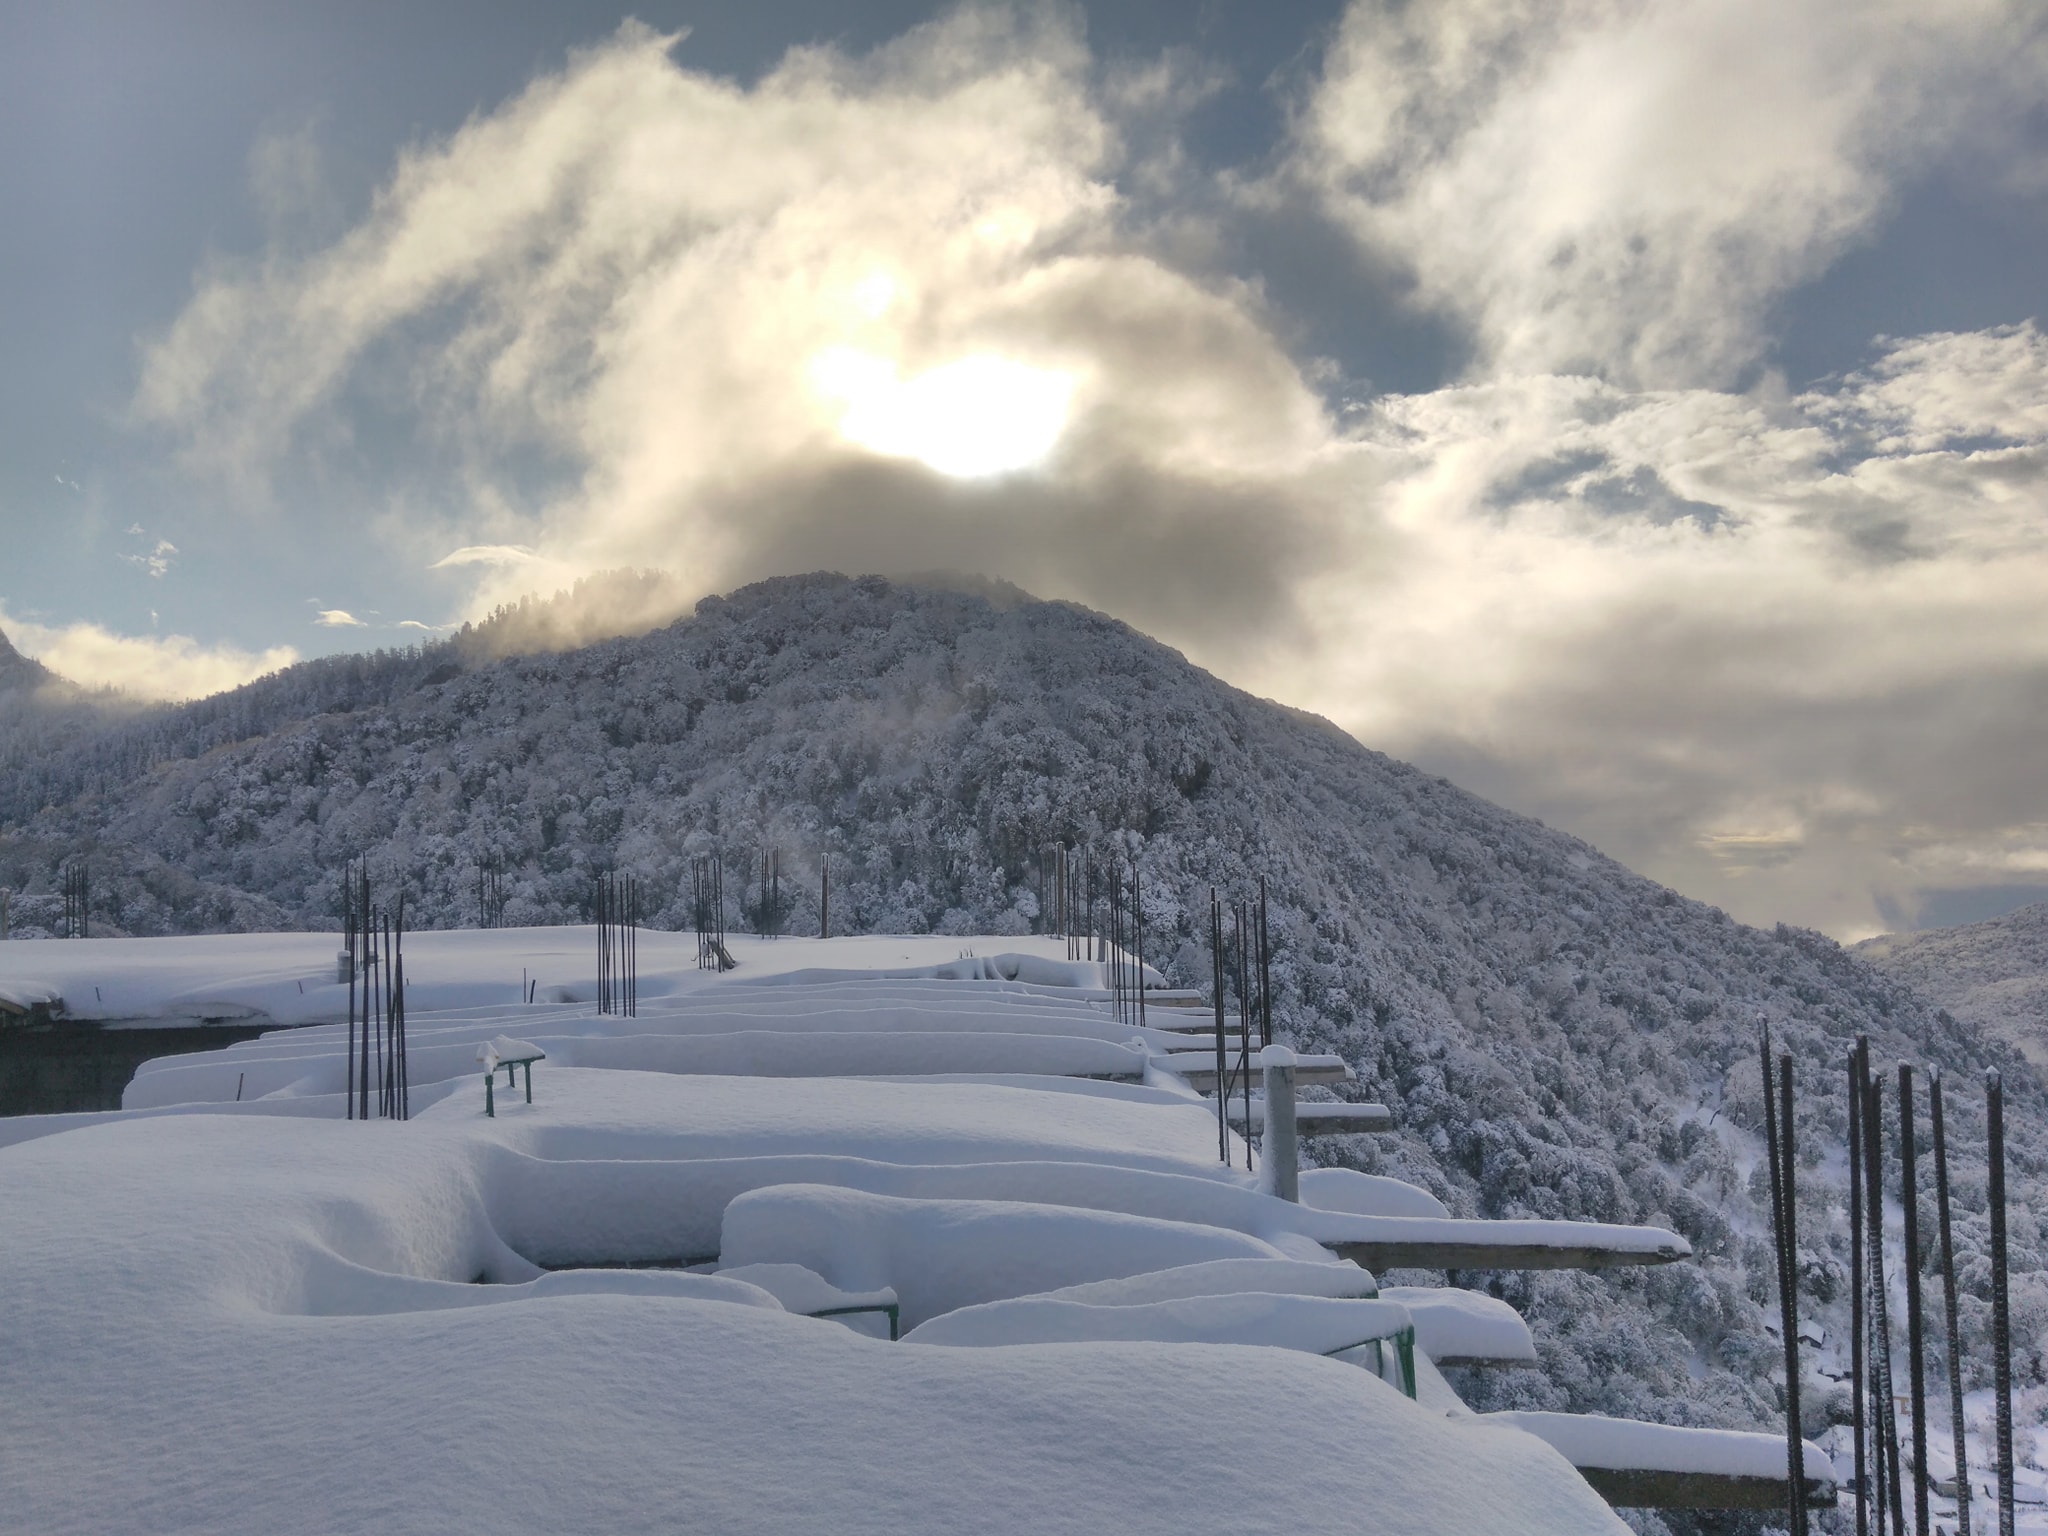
[1866,1072,1905,1534]
[1930,1069,1969,1536]
[1899,1064,1928,1536]
[1780,1052,1808,1536]
[1850,1048,1867,1536]
[1988,1070,2015,1536]
[1211,888,1227,1167]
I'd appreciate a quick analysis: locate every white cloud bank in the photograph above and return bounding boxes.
[122,3,2048,936]
[0,605,298,703]
[1297,0,2046,386]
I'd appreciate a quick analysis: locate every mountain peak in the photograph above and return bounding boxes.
[0,626,56,695]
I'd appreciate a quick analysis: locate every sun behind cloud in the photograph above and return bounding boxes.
[811,348,1075,479]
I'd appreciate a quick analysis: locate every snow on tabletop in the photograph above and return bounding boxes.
[477,1036,544,1069]
[0,1073,1628,1534]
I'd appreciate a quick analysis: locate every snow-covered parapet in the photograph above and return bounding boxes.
[904,1290,1416,1362]
[1380,1287,1537,1367]
[1484,1412,1835,1510]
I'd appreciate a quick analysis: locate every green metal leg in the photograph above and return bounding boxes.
[484,1073,495,1118]
[524,1062,533,1103]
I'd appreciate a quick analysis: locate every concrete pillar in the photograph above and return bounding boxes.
[1261,1044,1299,1202]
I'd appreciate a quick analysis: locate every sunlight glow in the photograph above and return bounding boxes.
[811,348,1074,478]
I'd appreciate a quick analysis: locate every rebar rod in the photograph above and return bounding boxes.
[1762,1031,1805,1536]
[1866,1071,1905,1534]
[1257,876,1271,1050]
[1850,1048,1867,1536]
[1781,1052,1808,1536]
[1211,889,1227,1167]
[1930,1070,1969,1536]
[1899,1064,1928,1536]
[1989,1070,2015,1536]
[1237,901,1253,1171]
[1133,865,1146,1030]
[345,892,357,1124]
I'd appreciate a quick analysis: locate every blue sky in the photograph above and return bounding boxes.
[3,0,2046,939]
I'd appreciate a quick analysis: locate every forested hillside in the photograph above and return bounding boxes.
[3,573,2042,1532]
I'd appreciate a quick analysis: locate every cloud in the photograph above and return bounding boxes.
[127,5,2048,937]
[1292,0,2048,386]
[314,609,367,628]
[0,605,299,703]
[430,545,541,569]
[119,539,179,580]
[132,11,1327,631]
[1263,323,2048,939]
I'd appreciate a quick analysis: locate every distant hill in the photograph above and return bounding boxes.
[3,571,2043,1485]
[1858,903,2048,1067]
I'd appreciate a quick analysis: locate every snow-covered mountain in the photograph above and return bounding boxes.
[2,572,2043,1520]
[1857,903,2048,1069]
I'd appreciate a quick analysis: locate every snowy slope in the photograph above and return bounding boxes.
[4,572,2045,1485]
[1857,901,2048,1067]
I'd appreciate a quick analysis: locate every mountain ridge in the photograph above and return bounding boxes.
[1857,900,2048,1069]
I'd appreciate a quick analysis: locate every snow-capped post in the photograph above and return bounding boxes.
[1760,1028,1805,1536]
[1987,1069,2015,1536]
[1848,1049,1867,1536]
[1930,1069,1969,1536]
[820,853,829,940]
[1261,1044,1299,1202]
[1897,1065,1927,1536]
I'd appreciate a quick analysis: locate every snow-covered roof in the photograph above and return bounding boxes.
[0,928,1800,1533]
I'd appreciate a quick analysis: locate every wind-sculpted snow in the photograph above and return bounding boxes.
[4,572,2046,1473]
[0,1063,1632,1535]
